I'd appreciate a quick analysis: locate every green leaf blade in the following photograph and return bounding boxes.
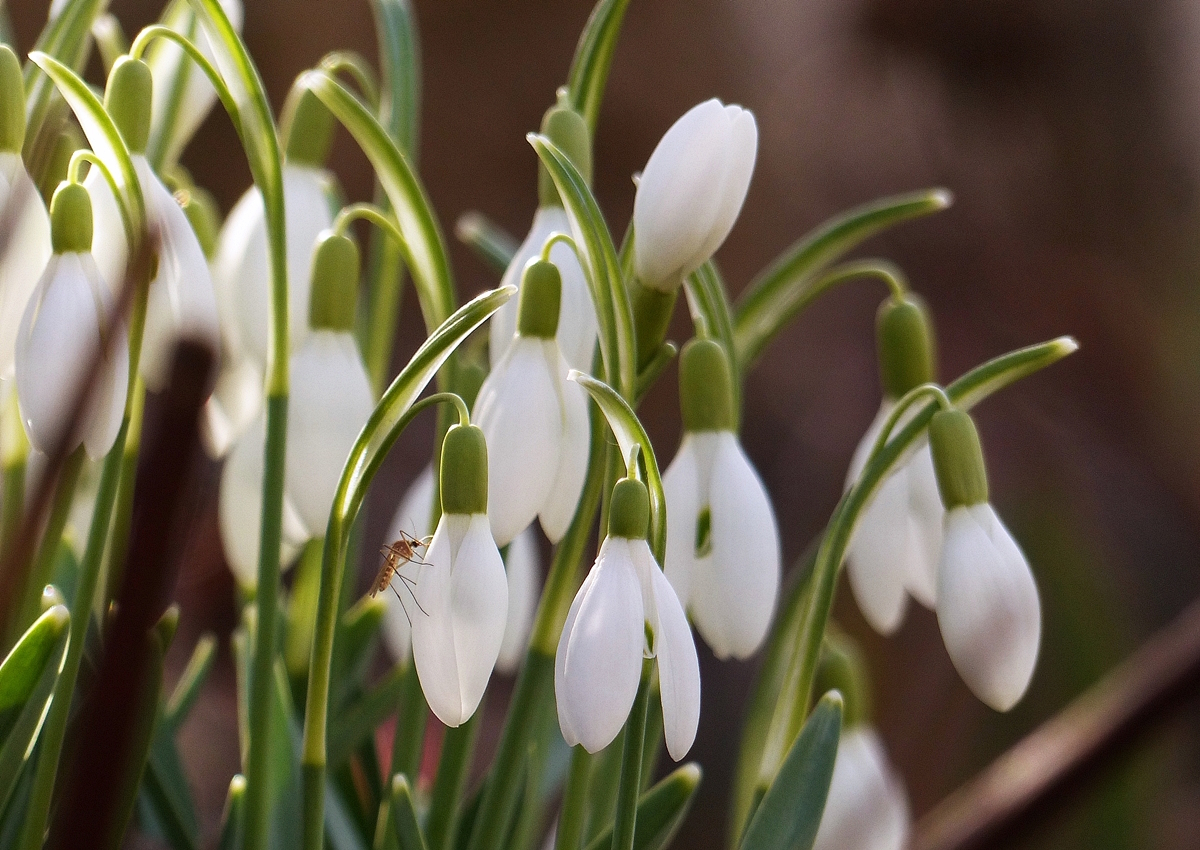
[565,0,636,135]
[582,763,702,850]
[740,692,842,850]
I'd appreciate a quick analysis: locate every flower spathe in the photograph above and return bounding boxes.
[0,151,52,380]
[632,98,757,289]
[812,726,910,850]
[489,207,597,373]
[937,503,1041,711]
[556,480,701,760]
[843,400,943,635]
[283,330,374,536]
[16,251,129,460]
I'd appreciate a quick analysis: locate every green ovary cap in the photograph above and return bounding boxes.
[308,232,360,331]
[104,57,152,154]
[608,478,650,540]
[0,45,25,153]
[680,338,736,432]
[516,259,562,339]
[440,424,489,516]
[50,182,93,254]
[284,88,335,167]
[876,295,936,399]
[929,408,989,510]
[538,95,592,207]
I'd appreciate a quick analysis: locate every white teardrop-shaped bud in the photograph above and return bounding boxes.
[489,207,597,373]
[0,152,52,379]
[632,99,757,289]
[212,164,337,366]
[16,252,129,460]
[812,727,911,850]
[411,512,509,727]
[283,330,374,537]
[937,503,1041,711]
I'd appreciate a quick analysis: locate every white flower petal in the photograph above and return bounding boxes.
[845,401,894,489]
[212,164,336,365]
[692,106,757,269]
[538,345,590,542]
[497,526,540,673]
[904,444,943,607]
[139,160,221,390]
[662,435,702,609]
[84,167,128,295]
[475,338,562,546]
[555,537,645,753]
[412,513,508,727]
[937,504,1041,711]
[845,469,912,636]
[0,155,52,379]
[633,99,733,286]
[636,542,700,761]
[284,331,375,536]
[489,207,597,373]
[813,727,910,850]
[690,432,780,659]
[201,356,263,459]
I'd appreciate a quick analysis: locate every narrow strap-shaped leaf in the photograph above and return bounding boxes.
[569,372,665,562]
[165,633,217,729]
[0,606,69,814]
[531,134,635,399]
[301,69,455,334]
[327,665,406,769]
[740,693,842,850]
[370,0,420,158]
[733,189,951,368]
[456,211,519,276]
[217,775,247,850]
[582,763,701,850]
[389,775,429,850]
[140,722,202,850]
[331,595,386,710]
[565,0,635,135]
[28,51,145,244]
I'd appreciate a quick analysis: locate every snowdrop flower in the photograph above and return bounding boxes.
[663,339,780,659]
[144,0,244,166]
[282,233,374,536]
[15,182,128,460]
[490,99,597,373]
[813,727,910,850]
[474,259,589,546]
[0,47,52,380]
[411,424,508,728]
[86,58,220,391]
[213,89,339,368]
[844,295,942,634]
[929,408,1040,711]
[632,99,757,290]
[556,477,700,759]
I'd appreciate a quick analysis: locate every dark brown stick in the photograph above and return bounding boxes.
[915,595,1200,850]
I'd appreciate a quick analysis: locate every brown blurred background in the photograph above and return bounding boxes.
[11,0,1200,847]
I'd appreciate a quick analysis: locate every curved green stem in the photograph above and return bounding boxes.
[540,231,579,263]
[319,51,381,108]
[556,748,594,850]
[864,382,953,463]
[611,661,652,850]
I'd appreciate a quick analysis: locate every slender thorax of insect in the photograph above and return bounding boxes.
[372,529,434,624]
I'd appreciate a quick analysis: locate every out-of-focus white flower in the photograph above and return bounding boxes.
[219,413,309,588]
[381,464,542,674]
[283,331,373,537]
[812,727,910,850]
[929,408,1040,711]
[844,401,942,635]
[201,356,263,459]
[16,184,128,461]
[556,478,700,760]
[474,260,589,546]
[632,99,757,289]
[212,163,338,366]
[145,0,244,166]
[410,425,508,728]
[663,340,779,659]
[87,58,220,391]
[489,207,596,374]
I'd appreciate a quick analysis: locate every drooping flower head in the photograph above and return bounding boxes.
[490,96,597,373]
[663,339,780,659]
[411,424,509,728]
[632,98,757,291]
[16,182,128,460]
[929,408,1041,711]
[0,46,53,381]
[844,294,942,634]
[475,258,590,546]
[556,477,701,760]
